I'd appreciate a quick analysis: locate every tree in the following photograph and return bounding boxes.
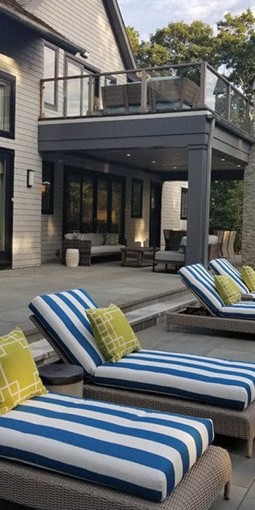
[216,10,255,96]
[210,181,243,251]
[126,9,255,94]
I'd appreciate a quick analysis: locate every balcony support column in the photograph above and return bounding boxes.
[186,147,212,266]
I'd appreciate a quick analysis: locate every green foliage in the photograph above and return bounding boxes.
[210,181,244,251]
[126,9,255,94]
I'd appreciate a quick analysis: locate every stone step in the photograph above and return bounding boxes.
[126,292,198,331]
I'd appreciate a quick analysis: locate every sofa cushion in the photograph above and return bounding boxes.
[0,328,46,414]
[91,245,124,256]
[86,304,141,363]
[0,392,214,502]
[104,233,119,245]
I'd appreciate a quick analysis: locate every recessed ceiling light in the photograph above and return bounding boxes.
[220,158,225,161]
[173,166,177,169]
[152,160,156,164]
[126,153,131,157]
[236,164,241,168]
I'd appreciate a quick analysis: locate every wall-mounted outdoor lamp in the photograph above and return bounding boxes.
[27,169,35,188]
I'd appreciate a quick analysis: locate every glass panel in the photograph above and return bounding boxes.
[66,176,81,232]
[0,80,10,131]
[131,178,143,218]
[0,159,6,251]
[111,181,122,234]
[97,179,108,232]
[205,69,227,118]
[180,188,188,219]
[66,61,83,117]
[230,89,246,130]
[44,46,57,106]
[82,177,93,231]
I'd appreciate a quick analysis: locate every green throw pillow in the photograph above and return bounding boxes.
[241,265,255,292]
[86,304,141,362]
[0,328,47,415]
[214,275,241,305]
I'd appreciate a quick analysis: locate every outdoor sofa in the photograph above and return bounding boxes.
[29,288,255,457]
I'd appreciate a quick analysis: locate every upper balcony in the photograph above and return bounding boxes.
[40,61,253,135]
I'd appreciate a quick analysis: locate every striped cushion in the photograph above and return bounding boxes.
[179,263,255,319]
[209,258,252,294]
[0,393,214,502]
[29,289,104,376]
[179,263,225,315]
[94,350,255,410]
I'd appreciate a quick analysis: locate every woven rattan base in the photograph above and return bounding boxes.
[85,384,255,457]
[0,446,231,510]
[166,307,255,335]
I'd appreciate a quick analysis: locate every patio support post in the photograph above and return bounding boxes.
[186,144,211,266]
[242,148,255,266]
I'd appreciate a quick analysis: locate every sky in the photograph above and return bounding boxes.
[118,0,255,40]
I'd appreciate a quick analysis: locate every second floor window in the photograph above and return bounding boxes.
[44,44,58,108]
[0,71,15,138]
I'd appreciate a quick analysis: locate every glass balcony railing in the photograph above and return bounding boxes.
[40,62,253,134]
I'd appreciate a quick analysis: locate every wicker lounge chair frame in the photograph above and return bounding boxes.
[0,446,231,510]
[31,315,255,457]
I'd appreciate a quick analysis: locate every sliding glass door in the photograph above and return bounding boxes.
[0,149,13,268]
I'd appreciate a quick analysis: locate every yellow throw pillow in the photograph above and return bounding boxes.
[0,328,47,415]
[241,265,255,292]
[86,304,141,363]
[214,275,241,305]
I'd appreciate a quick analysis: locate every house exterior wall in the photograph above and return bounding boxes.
[0,20,44,268]
[0,0,131,267]
[161,181,188,248]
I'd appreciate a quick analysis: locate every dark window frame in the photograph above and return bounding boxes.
[63,167,125,241]
[42,161,54,215]
[0,70,15,139]
[43,43,59,110]
[180,187,188,220]
[131,178,143,218]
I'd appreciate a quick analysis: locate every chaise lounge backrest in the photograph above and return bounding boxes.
[29,288,104,376]
[178,263,225,316]
[209,258,250,294]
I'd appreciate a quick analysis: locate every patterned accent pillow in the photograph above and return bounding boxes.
[104,233,119,245]
[241,265,255,291]
[214,275,241,305]
[0,328,47,415]
[86,304,141,363]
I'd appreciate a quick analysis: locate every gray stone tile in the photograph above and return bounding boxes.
[210,485,246,510]
[238,480,255,509]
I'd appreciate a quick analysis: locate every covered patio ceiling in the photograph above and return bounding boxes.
[66,146,245,180]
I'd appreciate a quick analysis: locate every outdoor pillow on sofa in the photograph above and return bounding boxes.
[0,392,214,502]
[0,328,46,414]
[29,289,255,410]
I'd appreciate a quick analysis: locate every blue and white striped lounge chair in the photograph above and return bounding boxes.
[179,263,255,319]
[0,393,231,510]
[29,288,255,457]
[209,258,255,296]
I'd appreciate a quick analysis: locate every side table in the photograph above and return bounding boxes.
[39,364,84,397]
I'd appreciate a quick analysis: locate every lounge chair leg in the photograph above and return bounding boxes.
[246,439,253,458]
[224,480,231,500]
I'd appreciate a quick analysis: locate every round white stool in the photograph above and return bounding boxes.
[66,248,79,267]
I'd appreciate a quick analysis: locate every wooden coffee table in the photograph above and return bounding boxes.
[121,246,154,267]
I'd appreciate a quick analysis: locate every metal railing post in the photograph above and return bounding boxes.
[140,69,148,113]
